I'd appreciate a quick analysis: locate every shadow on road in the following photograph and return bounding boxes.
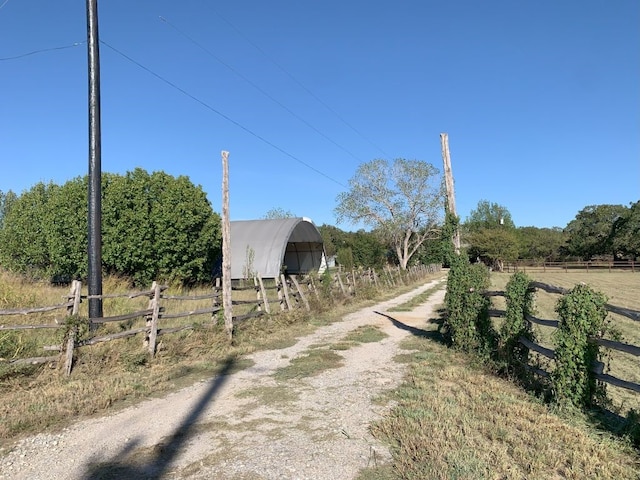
[374,311,446,344]
[82,357,236,480]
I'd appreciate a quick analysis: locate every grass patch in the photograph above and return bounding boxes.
[343,325,388,344]
[273,349,344,380]
[235,385,299,406]
[388,281,445,312]
[360,335,640,480]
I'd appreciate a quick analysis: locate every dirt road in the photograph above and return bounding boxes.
[0,277,447,480]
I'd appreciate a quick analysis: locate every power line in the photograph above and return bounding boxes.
[0,42,84,61]
[159,16,362,163]
[100,40,347,189]
[208,8,391,159]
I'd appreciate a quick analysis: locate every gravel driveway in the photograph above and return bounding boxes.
[0,277,446,480]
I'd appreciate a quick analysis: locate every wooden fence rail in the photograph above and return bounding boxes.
[1,264,442,375]
[485,283,640,395]
[505,260,638,274]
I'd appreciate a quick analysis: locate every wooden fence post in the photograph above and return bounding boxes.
[307,275,320,301]
[256,274,271,314]
[280,274,293,310]
[64,280,82,376]
[335,272,347,295]
[212,277,221,321]
[145,281,161,356]
[290,275,310,311]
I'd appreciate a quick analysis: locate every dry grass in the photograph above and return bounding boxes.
[360,331,640,480]
[490,271,640,414]
[0,268,445,446]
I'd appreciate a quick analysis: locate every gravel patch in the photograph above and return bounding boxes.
[0,278,446,480]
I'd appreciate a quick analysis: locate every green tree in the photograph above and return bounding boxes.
[336,246,354,270]
[463,201,518,271]
[0,182,53,276]
[263,207,295,219]
[563,204,628,260]
[611,201,640,260]
[44,177,88,280]
[102,169,221,285]
[349,230,388,269]
[318,224,348,259]
[517,226,566,261]
[335,158,444,269]
[464,199,515,232]
[0,190,17,231]
[0,169,221,285]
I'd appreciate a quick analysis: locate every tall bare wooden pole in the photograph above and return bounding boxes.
[221,151,233,341]
[440,133,461,255]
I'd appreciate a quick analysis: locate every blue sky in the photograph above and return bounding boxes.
[1,0,638,230]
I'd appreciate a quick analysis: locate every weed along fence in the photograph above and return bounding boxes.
[0,264,440,375]
[486,280,640,400]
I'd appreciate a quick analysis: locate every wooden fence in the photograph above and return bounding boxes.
[0,264,440,375]
[504,260,638,274]
[487,281,640,395]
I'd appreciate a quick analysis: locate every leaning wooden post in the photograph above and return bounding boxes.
[335,271,347,295]
[146,281,161,356]
[221,150,233,341]
[290,275,310,311]
[256,274,271,314]
[280,274,294,310]
[64,280,82,376]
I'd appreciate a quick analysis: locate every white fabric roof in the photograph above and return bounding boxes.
[229,218,324,279]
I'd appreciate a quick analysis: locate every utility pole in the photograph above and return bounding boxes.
[221,151,233,341]
[86,0,103,326]
[440,133,461,255]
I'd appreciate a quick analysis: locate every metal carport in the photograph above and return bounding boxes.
[229,218,325,279]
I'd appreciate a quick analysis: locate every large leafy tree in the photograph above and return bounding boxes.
[0,183,53,275]
[0,169,221,285]
[0,189,17,230]
[318,224,388,269]
[517,226,566,261]
[335,158,444,269]
[464,199,515,231]
[611,201,640,259]
[563,204,628,260]
[463,200,519,271]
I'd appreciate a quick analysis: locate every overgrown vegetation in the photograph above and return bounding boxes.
[360,333,640,480]
[553,283,609,408]
[442,255,493,355]
[500,271,535,369]
[441,266,640,448]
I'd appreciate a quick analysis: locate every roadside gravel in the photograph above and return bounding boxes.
[0,277,447,480]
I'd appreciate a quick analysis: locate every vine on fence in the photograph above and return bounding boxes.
[552,283,608,408]
[443,256,493,355]
[501,271,535,368]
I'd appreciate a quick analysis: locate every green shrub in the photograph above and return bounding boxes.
[443,256,493,355]
[501,271,535,367]
[552,283,608,408]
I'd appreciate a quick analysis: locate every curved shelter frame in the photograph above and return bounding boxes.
[230,218,325,279]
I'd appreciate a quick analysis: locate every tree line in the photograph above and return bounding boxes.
[0,160,636,285]
[463,200,640,270]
